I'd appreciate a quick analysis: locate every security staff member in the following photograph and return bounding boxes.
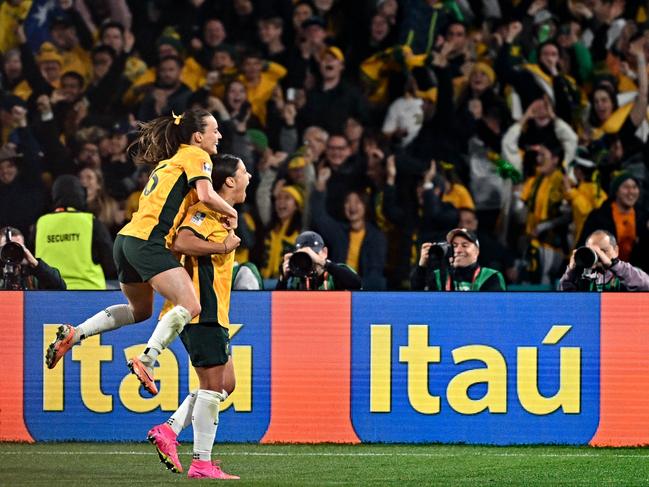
[35,175,115,289]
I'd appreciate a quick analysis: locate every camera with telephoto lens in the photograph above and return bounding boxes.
[288,251,316,278]
[1,228,25,290]
[574,246,597,269]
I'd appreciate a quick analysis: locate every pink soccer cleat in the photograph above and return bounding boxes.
[45,324,76,369]
[148,423,183,473]
[127,357,158,395]
[187,460,240,480]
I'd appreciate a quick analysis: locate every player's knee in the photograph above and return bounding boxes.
[184,301,201,318]
[131,305,152,323]
[224,378,236,396]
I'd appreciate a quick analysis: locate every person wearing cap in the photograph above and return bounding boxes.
[19,40,64,94]
[300,15,329,60]
[559,229,649,291]
[0,226,66,290]
[410,228,506,291]
[260,184,304,279]
[579,172,648,271]
[298,45,369,134]
[563,153,607,246]
[276,230,361,290]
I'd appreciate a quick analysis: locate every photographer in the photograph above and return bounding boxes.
[276,231,361,290]
[410,228,506,291]
[0,226,66,290]
[559,230,649,291]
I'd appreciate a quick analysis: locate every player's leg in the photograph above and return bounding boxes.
[128,267,201,394]
[147,390,196,473]
[188,324,238,479]
[45,236,153,369]
[187,361,239,480]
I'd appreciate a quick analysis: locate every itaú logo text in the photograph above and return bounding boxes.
[369,324,581,415]
[41,324,252,413]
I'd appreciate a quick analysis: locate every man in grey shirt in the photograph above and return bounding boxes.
[559,229,649,291]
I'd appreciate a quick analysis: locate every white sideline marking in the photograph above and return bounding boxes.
[2,450,649,459]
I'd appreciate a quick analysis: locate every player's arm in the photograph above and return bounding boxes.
[172,227,241,257]
[194,179,237,222]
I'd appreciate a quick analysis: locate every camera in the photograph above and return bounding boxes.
[427,241,453,265]
[430,242,452,259]
[288,251,315,278]
[574,246,597,268]
[1,228,25,290]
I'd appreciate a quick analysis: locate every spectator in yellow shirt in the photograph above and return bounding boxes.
[239,49,286,126]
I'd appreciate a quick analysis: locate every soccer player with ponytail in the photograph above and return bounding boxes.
[45,109,237,396]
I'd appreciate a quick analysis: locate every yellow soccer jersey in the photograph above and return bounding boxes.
[160,202,234,327]
[119,145,213,247]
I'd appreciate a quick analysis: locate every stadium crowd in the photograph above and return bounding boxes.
[1,0,648,290]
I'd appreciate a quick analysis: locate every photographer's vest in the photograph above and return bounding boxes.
[35,210,105,290]
[585,276,621,292]
[434,266,504,291]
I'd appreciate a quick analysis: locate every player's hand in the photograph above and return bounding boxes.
[220,213,238,230]
[568,249,577,270]
[223,230,241,253]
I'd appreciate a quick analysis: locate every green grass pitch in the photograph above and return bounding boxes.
[1,442,649,485]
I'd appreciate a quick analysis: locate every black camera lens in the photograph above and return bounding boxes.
[429,242,452,259]
[0,241,25,265]
[288,251,314,278]
[574,246,597,268]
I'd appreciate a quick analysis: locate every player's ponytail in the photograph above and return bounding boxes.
[128,108,213,165]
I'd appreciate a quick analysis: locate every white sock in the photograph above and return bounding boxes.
[166,391,197,435]
[192,389,226,462]
[74,305,135,344]
[140,305,191,366]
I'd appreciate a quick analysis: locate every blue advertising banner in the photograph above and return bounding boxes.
[350,293,601,444]
[23,292,271,442]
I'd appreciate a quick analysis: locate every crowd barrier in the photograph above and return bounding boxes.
[1,291,648,446]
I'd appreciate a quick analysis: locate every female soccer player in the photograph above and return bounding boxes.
[45,109,237,396]
[147,154,249,479]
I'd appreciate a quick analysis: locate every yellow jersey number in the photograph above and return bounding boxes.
[142,164,167,196]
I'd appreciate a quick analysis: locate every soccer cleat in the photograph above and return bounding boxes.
[147,423,183,473]
[45,324,76,369]
[187,460,240,480]
[127,357,158,395]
